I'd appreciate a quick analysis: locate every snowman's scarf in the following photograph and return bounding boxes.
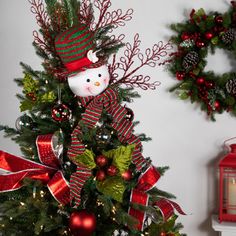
[81,87,134,140]
[68,87,161,230]
[79,87,147,171]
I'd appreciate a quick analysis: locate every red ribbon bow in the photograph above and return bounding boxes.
[0,134,70,205]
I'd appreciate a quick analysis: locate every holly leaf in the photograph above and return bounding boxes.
[211,36,219,45]
[102,144,135,173]
[20,100,34,111]
[73,149,96,169]
[96,176,126,202]
[179,81,192,90]
[179,91,189,100]
[39,91,56,103]
[22,73,38,94]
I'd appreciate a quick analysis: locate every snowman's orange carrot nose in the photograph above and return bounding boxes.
[94,81,100,86]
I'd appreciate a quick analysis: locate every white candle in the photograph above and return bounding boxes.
[228,178,236,214]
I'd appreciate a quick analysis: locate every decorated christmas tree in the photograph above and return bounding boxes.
[0,0,185,235]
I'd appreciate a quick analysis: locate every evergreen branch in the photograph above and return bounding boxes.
[0,125,18,138]
[137,133,152,142]
[115,208,139,230]
[148,187,176,201]
[63,0,80,27]
[20,62,40,78]
[157,166,170,175]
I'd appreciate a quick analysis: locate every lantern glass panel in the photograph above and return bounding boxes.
[223,168,236,215]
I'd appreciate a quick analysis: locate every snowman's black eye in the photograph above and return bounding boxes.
[98,74,102,77]
[86,79,90,82]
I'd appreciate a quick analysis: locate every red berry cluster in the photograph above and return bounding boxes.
[95,155,132,181]
[196,77,220,112]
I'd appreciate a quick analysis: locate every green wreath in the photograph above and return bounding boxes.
[168,2,236,120]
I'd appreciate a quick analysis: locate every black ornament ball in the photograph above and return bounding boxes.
[95,127,112,145]
[15,114,34,131]
[51,103,72,122]
[125,107,134,121]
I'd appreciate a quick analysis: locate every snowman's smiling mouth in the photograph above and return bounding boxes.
[86,82,105,96]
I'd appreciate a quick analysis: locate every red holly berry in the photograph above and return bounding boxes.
[204,31,214,40]
[181,32,191,40]
[214,101,221,110]
[196,77,205,85]
[107,165,117,176]
[215,15,223,24]
[95,155,108,168]
[176,71,185,81]
[96,170,106,181]
[27,92,37,101]
[121,169,133,181]
[196,39,205,48]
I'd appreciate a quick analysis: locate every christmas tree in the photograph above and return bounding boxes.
[0,0,185,235]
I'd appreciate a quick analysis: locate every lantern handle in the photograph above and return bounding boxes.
[223,137,236,152]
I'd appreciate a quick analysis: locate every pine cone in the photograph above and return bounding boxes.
[221,28,236,45]
[182,51,199,70]
[226,78,236,95]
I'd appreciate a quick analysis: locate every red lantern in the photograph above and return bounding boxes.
[219,143,236,222]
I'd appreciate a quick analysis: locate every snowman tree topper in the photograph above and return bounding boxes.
[55,24,110,97]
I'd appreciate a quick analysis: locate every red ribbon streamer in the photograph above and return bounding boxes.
[0,134,70,205]
[154,199,186,221]
[128,189,149,231]
[129,165,160,231]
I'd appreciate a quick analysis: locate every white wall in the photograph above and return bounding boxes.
[1,0,236,235]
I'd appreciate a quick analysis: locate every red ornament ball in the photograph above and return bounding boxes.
[51,103,71,122]
[196,39,205,48]
[96,170,106,181]
[95,155,108,167]
[181,32,191,40]
[121,169,133,181]
[160,232,166,236]
[176,71,185,81]
[204,31,214,40]
[196,77,205,85]
[215,15,223,24]
[107,165,117,176]
[69,210,96,236]
[214,101,221,109]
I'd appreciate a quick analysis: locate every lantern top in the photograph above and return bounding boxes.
[230,144,236,153]
[219,151,236,168]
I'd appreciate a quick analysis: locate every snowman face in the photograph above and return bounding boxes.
[68,65,110,97]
